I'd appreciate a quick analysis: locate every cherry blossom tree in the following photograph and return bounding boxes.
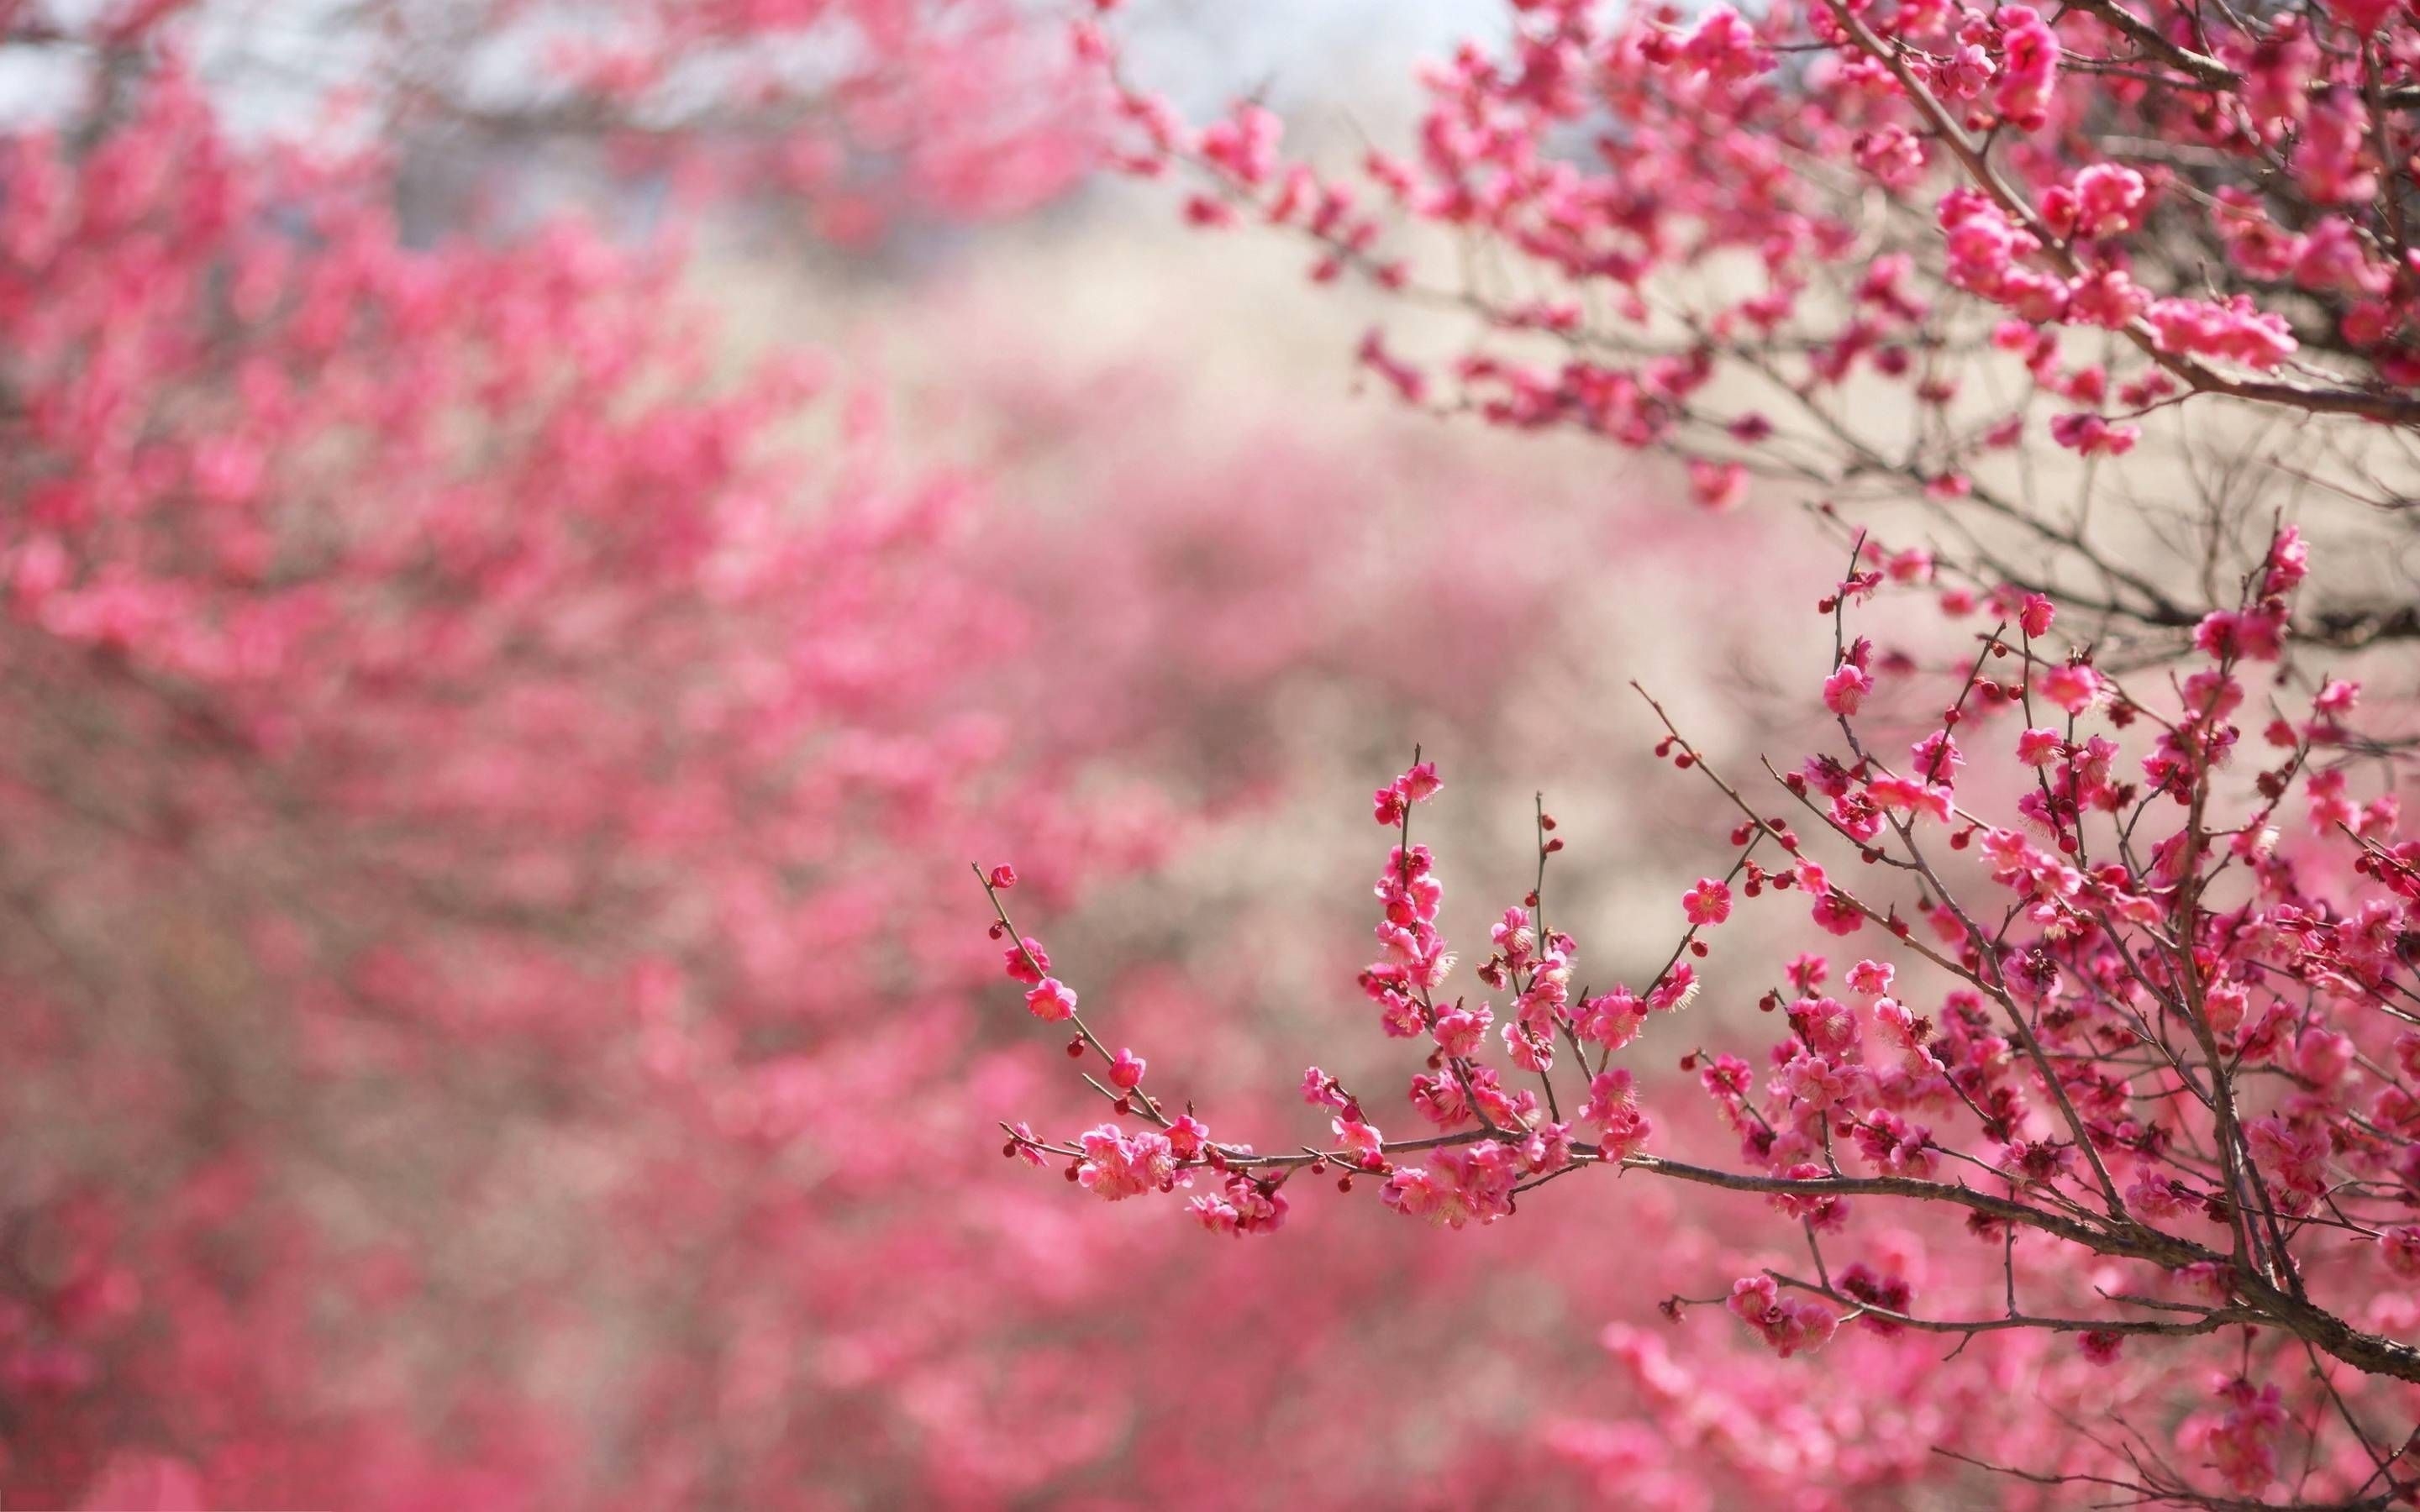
[0,23,1116,1496]
[18,0,2420,1503]
[1085,0,2420,658]
[994,528,2420,1508]
[992,2,2420,1505]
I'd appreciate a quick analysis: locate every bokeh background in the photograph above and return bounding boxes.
[0,0,2316,1506]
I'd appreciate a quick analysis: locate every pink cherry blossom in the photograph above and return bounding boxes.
[1681,878,1733,927]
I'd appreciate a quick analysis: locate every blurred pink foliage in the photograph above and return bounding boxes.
[0,37,1133,1504]
[0,8,1682,1506]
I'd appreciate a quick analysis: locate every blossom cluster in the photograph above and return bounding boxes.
[1080,0,2420,657]
[994,519,2420,1506]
